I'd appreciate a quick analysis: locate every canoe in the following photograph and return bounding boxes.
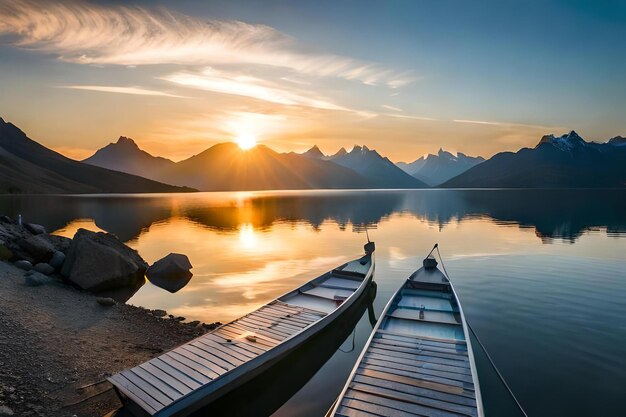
[328,249,484,417]
[108,242,375,417]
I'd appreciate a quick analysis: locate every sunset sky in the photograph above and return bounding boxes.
[0,0,625,162]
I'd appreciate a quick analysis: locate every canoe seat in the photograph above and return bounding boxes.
[300,286,353,301]
[383,317,465,341]
[319,276,361,291]
[397,294,457,313]
[389,308,460,325]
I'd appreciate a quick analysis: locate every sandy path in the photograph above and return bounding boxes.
[0,262,211,417]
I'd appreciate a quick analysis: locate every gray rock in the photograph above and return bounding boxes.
[34,263,55,275]
[18,235,55,263]
[24,271,50,287]
[61,228,148,292]
[48,251,66,270]
[0,405,14,416]
[146,253,193,293]
[0,243,12,261]
[152,309,167,317]
[0,215,12,223]
[96,297,116,306]
[14,259,33,271]
[24,223,46,235]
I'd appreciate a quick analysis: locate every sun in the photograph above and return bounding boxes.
[236,132,257,150]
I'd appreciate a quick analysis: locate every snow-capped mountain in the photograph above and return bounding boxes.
[443,131,626,188]
[397,149,484,186]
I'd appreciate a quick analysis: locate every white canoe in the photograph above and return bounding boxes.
[328,251,484,417]
[108,243,375,417]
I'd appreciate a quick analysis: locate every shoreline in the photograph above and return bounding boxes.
[0,261,217,417]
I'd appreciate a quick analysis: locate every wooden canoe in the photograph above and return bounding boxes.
[328,250,484,417]
[108,242,375,417]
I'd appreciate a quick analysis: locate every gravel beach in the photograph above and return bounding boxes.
[0,261,215,417]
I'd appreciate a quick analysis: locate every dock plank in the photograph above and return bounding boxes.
[109,373,160,414]
[353,374,477,408]
[161,353,214,383]
[129,367,182,400]
[119,370,171,407]
[193,338,252,363]
[345,387,463,417]
[139,362,194,394]
[371,340,470,362]
[357,368,473,398]
[349,382,477,417]
[180,344,237,371]
[151,358,204,389]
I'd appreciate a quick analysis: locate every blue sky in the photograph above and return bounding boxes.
[0,0,624,161]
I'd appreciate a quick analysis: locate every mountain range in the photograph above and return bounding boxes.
[84,140,428,190]
[0,118,193,194]
[397,149,485,186]
[1,115,624,193]
[443,131,626,188]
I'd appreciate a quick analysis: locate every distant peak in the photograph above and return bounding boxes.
[538,130,586,150]
[0,116,4,124]
[331,147,347,158]
[302,144,325,159]
[116,136,139,147]
[608,136,626,146]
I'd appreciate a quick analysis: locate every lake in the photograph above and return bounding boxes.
[2,189,625,417]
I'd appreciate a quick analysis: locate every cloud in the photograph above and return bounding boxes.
[0,0,413,88]
[381,104,403,112]
[60,85,185,98]
[162,68,347,111]
[453,119,555,129]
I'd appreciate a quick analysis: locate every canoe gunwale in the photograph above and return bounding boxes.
[112,251,375,417]
[328,260,484,417]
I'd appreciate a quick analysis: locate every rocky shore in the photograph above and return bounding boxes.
[0,217,219,416]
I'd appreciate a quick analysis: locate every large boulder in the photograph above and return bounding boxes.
[146,253,193,293]
[61,228,148,292]
[24,223,46,235]
[0,242,12,261]
[48,251,66,270]
[17,235,55,263]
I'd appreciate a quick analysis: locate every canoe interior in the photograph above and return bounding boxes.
[331,257,482,417]
[109,252,373,417]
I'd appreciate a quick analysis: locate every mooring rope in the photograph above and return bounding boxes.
[434,244,530,417]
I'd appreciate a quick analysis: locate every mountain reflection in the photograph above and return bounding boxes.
[0,189,624,242]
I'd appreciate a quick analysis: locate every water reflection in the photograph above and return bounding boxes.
[3,190,625,243]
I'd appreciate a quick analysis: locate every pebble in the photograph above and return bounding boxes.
[34,263,55,275]
[14,260,33,271]
[24,271,49,287]
[96,297,116,307]
[0,406,13,416]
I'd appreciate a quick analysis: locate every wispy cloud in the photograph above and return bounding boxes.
[0,0,414,88]
[60,85,185,98]
[381,104,403,112]
[453,119,555,129]
[161,68,347,111]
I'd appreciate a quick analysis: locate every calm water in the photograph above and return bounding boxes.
[2,189,626,417]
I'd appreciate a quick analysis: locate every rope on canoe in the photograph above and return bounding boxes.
[434,244,530,417]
